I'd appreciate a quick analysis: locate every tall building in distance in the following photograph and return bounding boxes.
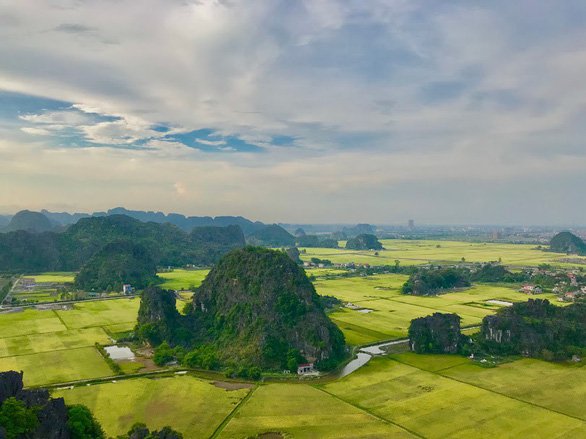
[408,219,415,230]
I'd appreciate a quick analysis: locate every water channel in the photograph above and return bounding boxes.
[338,339,409,378]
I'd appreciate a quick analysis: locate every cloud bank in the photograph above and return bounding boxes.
[1,0,586,224]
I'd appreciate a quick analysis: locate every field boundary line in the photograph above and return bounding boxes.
[209,384,258,439]
[0,326,108,341]
[314,386,425,438]
[0,344,104,359]
[51,309,70,330]
[388,357,586,423]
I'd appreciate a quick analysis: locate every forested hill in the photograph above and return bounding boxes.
[30,207,265,234]
[136,247,346,371]
[0,214,245,272]
[247,224,295,247]
[549,231,586,255]
[3,210,54,233]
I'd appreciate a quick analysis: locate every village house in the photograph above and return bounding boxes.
[122,284,133,295]
[519,285,542,294]
[297,363,314,375]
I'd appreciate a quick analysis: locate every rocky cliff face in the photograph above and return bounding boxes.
[0,371,70,439]
[136,247,347,370]
[408,313,462,354]
[479,299,586,358]
[190,247,346,369]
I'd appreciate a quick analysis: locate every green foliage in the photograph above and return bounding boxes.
[345,234,383,250]
[478,299,586,360]
[402,267,470,296]
[182,345,219,370]
[296,235,338,248]
[549,231,586,255]
[0,397,38,439]
[137,247,346,372]
[225,365,262,380]
[4,210,53,233]
[118,422,183,439]
[153,342,175,366]
[409,313,463,354]
[75,240,158,292]
[247,224,295,247]
[67,404,106,439]
[310,257,333,266]
[471,263,522,283]
[136,287,184,346]
[0,214,245,273]
[95,343,123,374]
[286,348,306,372]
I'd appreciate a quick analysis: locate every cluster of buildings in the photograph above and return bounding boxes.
[518,285,543,295]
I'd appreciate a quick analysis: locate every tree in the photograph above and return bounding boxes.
[122,423,183,439]
[153,342,175,366]
[409,313,462,354]
[0,397,39,439]
[67,404,106,439]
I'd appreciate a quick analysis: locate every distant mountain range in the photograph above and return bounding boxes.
[0,207,267,235]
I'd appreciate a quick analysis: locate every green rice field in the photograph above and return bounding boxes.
[29,272,76,283]
[321,355,586,438]
[300,239,586,268]
[54,355,586,438]
[314,274,560,345]
[0,346,113,387]
[219,383,414,438]
[157,269,209,290]
[54,375,250,438]
[0,298,140,386]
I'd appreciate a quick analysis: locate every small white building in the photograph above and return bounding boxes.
[297,363,314,375]
[122,284,133,295]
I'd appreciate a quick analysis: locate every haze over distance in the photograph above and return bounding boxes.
[2,1,586,224]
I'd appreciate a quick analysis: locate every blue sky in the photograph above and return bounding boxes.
[1,0,586,224]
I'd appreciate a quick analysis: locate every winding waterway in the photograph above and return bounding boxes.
[338,338,409,378]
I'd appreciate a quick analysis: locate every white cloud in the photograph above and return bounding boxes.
[1,1,586,222]
[20,127,51,136]
[194,138,226,146]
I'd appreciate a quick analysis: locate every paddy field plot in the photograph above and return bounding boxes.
[0,308,67,338]
[315,274,551,345]
[55,298,139,329]
[29,272,76,283]
[55,375,250,439]
[322,356,586,438]
[219,383,415,439]
[301,239,586,268]
[0,346,112,387]
[440,358,586,420]
[0,298,141,386]
[157,269,209,290]
[0,327,110,357]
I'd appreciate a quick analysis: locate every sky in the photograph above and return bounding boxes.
[1,0,586,225]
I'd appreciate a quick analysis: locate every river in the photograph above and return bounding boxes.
[338,338,409,378]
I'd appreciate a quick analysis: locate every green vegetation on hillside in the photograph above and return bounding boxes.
[345,233,383,250]
[136,247,346,372]
[246,224,295,247]
[549,231,586,255]
[3,210,53,233]
[0,214,245,273]
[409,313,463,354]
[479,299,586,360]
[402,267,471,295]
[75,241,158,292]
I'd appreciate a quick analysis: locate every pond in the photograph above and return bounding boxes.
[104,345,135,360]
